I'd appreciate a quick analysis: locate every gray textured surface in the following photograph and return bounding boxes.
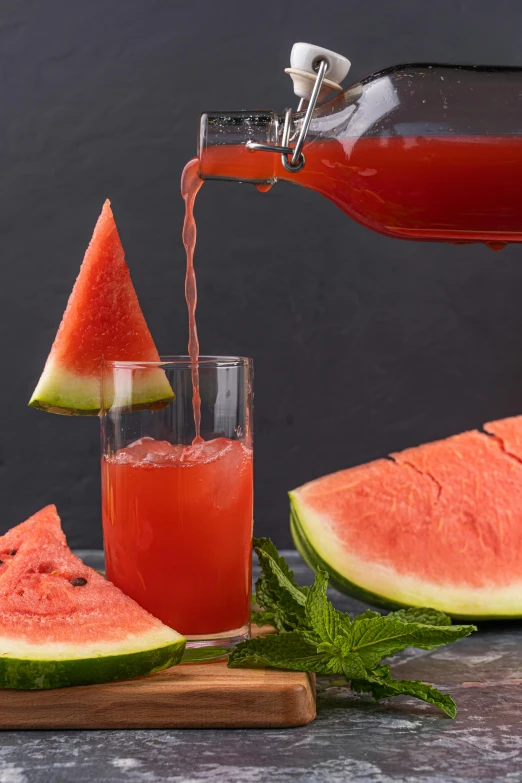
[4,0,522,549]
[0,551,520,783]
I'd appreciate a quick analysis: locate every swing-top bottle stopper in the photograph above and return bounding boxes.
[285,42,351,100]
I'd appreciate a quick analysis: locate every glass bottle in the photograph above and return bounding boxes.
[198,63,522,246]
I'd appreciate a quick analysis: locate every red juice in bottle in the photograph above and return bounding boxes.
[201,135,522,246]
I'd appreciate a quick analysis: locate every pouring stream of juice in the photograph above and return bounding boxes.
[181,159,204,443]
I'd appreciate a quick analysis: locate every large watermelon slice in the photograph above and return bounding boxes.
[0,505,185,689]
[29,200,173,415]
[290,415,522,620]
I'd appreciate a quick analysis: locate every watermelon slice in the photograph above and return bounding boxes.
[29,200,173,415]
[290,415,522,620]
[0,505,185,689]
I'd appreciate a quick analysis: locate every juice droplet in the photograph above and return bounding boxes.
[485,241,507,252]
[255,183,272,193]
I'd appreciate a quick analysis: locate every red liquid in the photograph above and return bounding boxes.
[181,160,204,442]
[202,135,522,245]
[102,437,253,635]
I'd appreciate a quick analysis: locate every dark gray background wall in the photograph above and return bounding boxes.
[3,0,522,548]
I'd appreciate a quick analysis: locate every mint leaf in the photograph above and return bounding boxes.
[253,538,299,584]
[228,631,326,672]
[388,607,452,626]
[350,616,476,668]
[229,630,369,679]
[251,609,278,627]
[253,538,308,632]
[351,672,457,719]
[341,652,368,680]
[317,650,367,678]
[306,569,340,643]
[353,609,381,621]
[353,608,452,626]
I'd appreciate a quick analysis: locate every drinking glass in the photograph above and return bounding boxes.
[100,356,253,652]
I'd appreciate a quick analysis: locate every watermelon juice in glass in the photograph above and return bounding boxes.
[100,356,253,652]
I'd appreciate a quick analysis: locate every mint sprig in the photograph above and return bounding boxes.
[228,538,476,718]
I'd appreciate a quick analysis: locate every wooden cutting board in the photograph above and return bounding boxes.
[0,627,316,729]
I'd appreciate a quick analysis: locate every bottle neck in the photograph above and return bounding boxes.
[198,110,282,184]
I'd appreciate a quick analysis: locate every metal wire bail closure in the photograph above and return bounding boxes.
[247,58,329,174]
[282,150,305,173]
[280,107,305,172]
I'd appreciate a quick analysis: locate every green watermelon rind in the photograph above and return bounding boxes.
[29,363,174,416]
[0,637,186,690]
[289,501,407,612]
[289,494,522,621]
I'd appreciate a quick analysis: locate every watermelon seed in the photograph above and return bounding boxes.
[0,561,3,565]
[71,577,87,587]
[9,550,17,556]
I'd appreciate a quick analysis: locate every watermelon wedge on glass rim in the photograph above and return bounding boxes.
[29,200,173,415]
[0,505,185,690]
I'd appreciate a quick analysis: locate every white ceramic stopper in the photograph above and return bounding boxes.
[285,42,351,100]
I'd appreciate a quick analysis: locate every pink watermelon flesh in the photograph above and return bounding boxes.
[0,505,159,643]
[0,506,185,688]
[29,201,173,415]
[290,415,522,619]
